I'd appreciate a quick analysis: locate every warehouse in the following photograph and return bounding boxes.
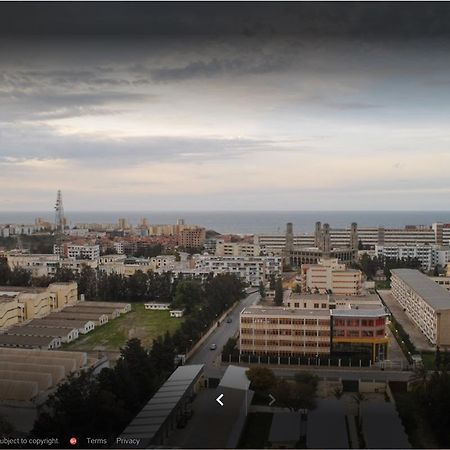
[45,311,108,326]
[64,305,121,320]
[28,318,95,334]
[0,334,61,350]
[6,325,79,343]
[79,301,131,314]
[0,348,90,403]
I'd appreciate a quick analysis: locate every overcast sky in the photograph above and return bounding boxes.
[1,3,450,211]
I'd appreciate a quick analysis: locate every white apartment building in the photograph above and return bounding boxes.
[391,269,450,347]
[193,255,282,286]
[300,258,363,296]
[53,244,100,260]
[375,244,450,271]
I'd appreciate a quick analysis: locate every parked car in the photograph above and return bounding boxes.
[226,317,232,323]
[209,343,217,350]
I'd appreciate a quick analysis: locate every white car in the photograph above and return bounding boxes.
[209,343,217,350]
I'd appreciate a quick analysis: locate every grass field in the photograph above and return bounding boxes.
[63,303,183,352]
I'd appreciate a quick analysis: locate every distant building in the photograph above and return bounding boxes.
[53,243,100,260]
[215,241,261,257]
[178,227,206,248]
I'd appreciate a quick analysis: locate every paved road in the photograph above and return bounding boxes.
[188,289,259,376]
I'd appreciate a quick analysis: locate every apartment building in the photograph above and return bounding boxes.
[7,253,61,277]
[255,223,450,252]
[299,258,363,295]
[375,244,450,271]
[193,255,282,286]
[53,243,100,260]
[215,241,261,257]
[178,227,206,248]
[391,269,450,347]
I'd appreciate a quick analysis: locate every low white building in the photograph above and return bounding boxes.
[144,302,170,311]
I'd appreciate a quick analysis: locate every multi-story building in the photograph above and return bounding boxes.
[240,307,331,357]
[215,241,261,257]
[299,258,363,295]
[255,222,450,252]
[193,255,282,286]
[53,243,100,260]
[330,308,389,361]
[178,227,206,248]
[240,292,389,361]
[0,282,77,328]
[391,269,450,347]
[375,244,450,271]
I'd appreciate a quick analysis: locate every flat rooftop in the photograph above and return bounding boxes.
[331,307,388,318]
[391,269,450,311]
[241,307,330,317]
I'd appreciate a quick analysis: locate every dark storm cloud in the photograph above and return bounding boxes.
[2,3,450,39]
[150,55,290,82]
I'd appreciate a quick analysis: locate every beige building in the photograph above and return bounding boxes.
[0,282,78,328]
[391,269,450,347]
[240,307,331,357]
[299,258,363,296]
[0,296,20,328]
[178,227,206,248]
[215,241,261,257]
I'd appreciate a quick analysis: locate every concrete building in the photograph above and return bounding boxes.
[193,255,282,286]
[215,241,260,257]
[178,227,206,248]
[240,307,331,357]
[331,308,389,361]
[240,293,388,361]
[0,296,20,329]
[375,244,450,271]
[53,243,100,260]
[391,269,450,347]
[255,222,450,252]
[299,258,363,296]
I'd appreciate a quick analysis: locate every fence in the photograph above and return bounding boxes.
[222,353,375,368]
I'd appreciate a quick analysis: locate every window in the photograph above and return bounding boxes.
[314,303,319,308]
[321,303,327,308]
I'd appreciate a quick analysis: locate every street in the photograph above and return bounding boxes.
[187,289,259,376]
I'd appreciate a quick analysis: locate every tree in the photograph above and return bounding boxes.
[274,277,283,306]
[8,267,31,286]
[273,378,317,411]
[269,274,276,290]
[172,280,203,314]
[77,265,97,300]
[53,267,75,282]
[0,257,11,285]
[246,367,276,395]
[436,346,442,370]
[258,281,266,299]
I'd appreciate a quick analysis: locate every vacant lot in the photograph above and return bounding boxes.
[63,303,182,352]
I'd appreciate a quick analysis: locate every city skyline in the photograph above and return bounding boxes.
[1,3,450,211]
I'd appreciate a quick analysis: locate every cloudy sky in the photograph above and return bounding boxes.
[1,3,450,211]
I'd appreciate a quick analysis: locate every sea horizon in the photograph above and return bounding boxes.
[2,210,450,235]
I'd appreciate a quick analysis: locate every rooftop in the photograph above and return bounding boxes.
[331,307,388,318]
[391,269,450,311]
[241,307,330,317]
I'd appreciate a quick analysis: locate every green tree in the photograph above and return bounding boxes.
[274,277,283,306]
[53,267,76,282]
[0,257,11,285]
[246,367,276,395]
[172,280,203,314]
[259,281,266,299]
[9,267,32,286]
[77,265,97,300]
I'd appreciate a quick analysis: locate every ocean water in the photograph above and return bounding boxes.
[1,211,450,235]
